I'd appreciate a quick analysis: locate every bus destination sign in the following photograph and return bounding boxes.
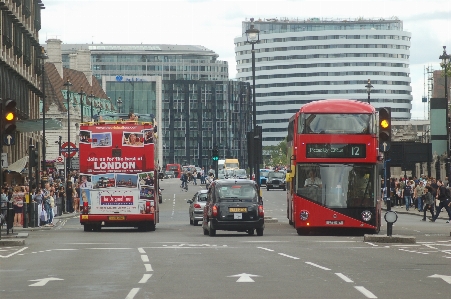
[306,144,366,158]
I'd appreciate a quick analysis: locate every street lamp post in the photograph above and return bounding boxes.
[117,97,123,114]
[365,79,373,104]
[78,86,86,123]
[88,91,95,121]
[245,17,260,188]
[40,47,48,173]
[439,46,450,178]
[63,78,72,177]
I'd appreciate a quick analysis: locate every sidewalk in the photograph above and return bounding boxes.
[382,204,451,222]
[0,212,78,245]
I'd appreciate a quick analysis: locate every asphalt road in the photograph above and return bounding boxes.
[1,178,450,299]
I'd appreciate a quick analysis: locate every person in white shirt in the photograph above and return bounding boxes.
[305,170,322,187]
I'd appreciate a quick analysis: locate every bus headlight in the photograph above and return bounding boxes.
[300,210,309,221]
[361,210,372,222]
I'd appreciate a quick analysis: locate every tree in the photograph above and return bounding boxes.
[262,138,288,168]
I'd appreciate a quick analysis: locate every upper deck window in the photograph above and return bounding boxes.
[299,113,372,134]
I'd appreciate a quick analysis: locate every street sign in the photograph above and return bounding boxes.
[3,134,15,146]
[61,142,77,158]
[380,141,391,152]
[71,157,80,170]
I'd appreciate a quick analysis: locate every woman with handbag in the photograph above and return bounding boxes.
[12,186,24,227]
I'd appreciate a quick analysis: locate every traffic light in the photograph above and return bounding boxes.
[29,149,39,168]
[378,107,391,152]
[212,148,219,161]
[2,98,17,134]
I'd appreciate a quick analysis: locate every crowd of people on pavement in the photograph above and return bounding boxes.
[388,175,451,223]
[179,166,215,191]
[0,170,84,229]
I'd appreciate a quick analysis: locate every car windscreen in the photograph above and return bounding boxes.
[268,172,285,179]
[198,194,207,202]
[260,171,269,178]
[216,185,257,202]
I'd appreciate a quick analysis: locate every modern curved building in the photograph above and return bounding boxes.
[234,17,412,145]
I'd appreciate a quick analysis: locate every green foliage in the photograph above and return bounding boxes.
[262,138,288,167]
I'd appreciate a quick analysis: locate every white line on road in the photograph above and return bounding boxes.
[0,247,28,258]
[335,273,354,283]
[278,253,299,260]
[399,249,429,254]
[138,248,146,254]
[138,274,152,283]
[86,248,133,250]
[257,247,274,252]
[144,263,153,272]
[125,288,140,299]
[141,255,149,262]
[305,262,330,270]
[354,286,377,298]
[365,242,378,247]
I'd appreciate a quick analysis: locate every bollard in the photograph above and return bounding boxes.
[29,202,38,227]
[7,201,14,234]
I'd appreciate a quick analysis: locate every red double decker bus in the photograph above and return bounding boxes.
[286,99,382,235]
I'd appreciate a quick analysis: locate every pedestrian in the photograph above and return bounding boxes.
[395,183,402,206]
[414,181,424,212]
[402,180,413,211]
[430,179,451,222]
[193,170,198,185]
[11,186,24,227]
[73,183,80,213]
[32,187,43,227]
[200,167,206,184]
[66,180,74,213]
[421,185,435,221]
[180,172,188,190]
[43,183,54,227]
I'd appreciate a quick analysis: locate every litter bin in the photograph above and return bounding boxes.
[29,202,38,227]
[55,197,62,217]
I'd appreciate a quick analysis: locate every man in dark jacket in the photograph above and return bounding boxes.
[430,179,451,222]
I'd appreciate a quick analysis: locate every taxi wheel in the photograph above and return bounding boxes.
[247,229,255,235]
[256,228,263,236]
[193,220,198,226]
[209,221,216,236]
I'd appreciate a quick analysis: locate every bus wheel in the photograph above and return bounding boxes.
[93,225,101,232]
[297,228,310,236]
[83,224,92,232]
[148,222,156,232]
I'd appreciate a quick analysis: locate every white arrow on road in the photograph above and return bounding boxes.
[228,273,261,282]
[29,277,64,286]
[428,274,451,284]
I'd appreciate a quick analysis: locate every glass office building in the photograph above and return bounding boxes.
[235,17,412,145]
[57,43,251,168]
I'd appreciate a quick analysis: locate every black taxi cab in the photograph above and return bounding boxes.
[202,179,264,236]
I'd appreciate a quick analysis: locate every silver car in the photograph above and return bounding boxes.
[187,189,208,226]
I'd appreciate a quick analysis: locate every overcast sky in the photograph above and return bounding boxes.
[40,0,451,119]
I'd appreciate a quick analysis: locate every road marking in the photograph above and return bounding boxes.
[141,255,149,262]
[0,247,28,258]
[29,277,64,286]
[335,273,354,283]
[305,262,330,270]
[429,274,451,284]
[228,273,260,282]
[365,242,378,247]
[354,286,377,298]
[139,274,152,283]
[399,249,428,254]
[138,248,146,254]
[125,288,140,299]
[87,248,133,250]
[278,253,299,260]
[144,263,153,271]
[257,247,274,252]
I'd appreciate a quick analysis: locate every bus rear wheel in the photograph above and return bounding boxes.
[296,228,310,236]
